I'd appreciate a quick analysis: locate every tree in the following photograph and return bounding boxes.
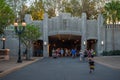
[43,0,61,18]
[81,0,99,19]
[21,24,41,60]
[44,0,82,18]
[103,0,120,50]
[25,0,112,19]
[6,0,28,20]
[19,4,28,20]
[62,0,82,17]
[44,0,102,19]
[28,0,44,20]
[0,0,15,35]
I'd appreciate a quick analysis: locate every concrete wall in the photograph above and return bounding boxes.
[105,25,120,51]
[87,20,98,39]
[0,30,25,57]
[1,13,120,57]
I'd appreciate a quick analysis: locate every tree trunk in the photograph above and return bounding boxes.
[26,41,33,60]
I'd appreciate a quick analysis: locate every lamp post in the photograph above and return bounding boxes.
[14,21,26,63]
[2,36,6,49]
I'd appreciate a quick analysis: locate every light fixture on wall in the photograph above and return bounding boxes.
[44,41,47,45]
[101,41,104,46]
[83,41,86,46]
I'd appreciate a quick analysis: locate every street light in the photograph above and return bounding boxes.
[2,36,6,49]
[14,20,26,63]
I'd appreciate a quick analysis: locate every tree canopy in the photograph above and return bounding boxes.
[20,24,41,59]
[21,24,41,47]
[103,0,120,24]
[5,0,27,18]
[28,0,44,20]
[26,0,108,20]
[0,0,15,35]
[102,0,120,50]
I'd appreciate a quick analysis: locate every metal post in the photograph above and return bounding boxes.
[17,34,22,63]
[3,40,5,49]
[2,36,5,49]
[14,20,26,63]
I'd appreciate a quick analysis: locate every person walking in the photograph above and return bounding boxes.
[84,49,88,61]
[87,49,92,59]
[71,48,76,58]
[91,49,96,58]
[60,48,64,57]
[88,58,95,73]
[79,50,84,62]
[65,48,68,56]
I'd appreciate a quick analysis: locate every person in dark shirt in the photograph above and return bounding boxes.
[89,58,95,73]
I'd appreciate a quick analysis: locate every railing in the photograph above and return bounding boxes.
[105,24,120,28]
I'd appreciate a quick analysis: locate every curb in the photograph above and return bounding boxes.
[0,57,43,77]
[94,59,120,69]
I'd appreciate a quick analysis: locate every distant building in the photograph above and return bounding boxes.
[2,13,120,57]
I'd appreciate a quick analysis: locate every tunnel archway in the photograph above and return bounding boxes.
[87,39,97,52]
[49,34,81,57]
[33,40,43,57]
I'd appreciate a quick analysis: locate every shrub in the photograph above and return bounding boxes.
[101,50,120,56]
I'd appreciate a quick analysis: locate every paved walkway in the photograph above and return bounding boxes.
[0,57,42,77]
[0,56,120,78]
[0,56,120,80]
[94,56,120,69]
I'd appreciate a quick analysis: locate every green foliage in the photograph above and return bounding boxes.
[25,0,107,19]
[28,0,44,20]
[101,50,120,56]
[5,0,27,18]
[18,24,41,59]
[21,24,41,48]
[62,0,82,17]
[81,0,99,19]
[0,0,15,34]
[102,0,120,50]
[103,0,120,24]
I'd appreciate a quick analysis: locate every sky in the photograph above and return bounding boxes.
[26,0,35,7]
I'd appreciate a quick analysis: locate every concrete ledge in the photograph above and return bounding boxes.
[0,49,10,60]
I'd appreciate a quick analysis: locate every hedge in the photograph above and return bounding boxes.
[101,50,120,56]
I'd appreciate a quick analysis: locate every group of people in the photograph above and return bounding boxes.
[79,49,96,62]
[52,48,73,58]
[52,48,95,73]
[52,48,96,59]
[52,48,83,58]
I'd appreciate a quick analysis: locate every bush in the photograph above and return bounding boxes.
[101,50,120,56]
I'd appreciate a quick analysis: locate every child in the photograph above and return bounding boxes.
[79,50,84,62]
[88,58,95,73]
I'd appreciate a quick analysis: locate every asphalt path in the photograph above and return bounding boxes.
[0,57,120,80]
